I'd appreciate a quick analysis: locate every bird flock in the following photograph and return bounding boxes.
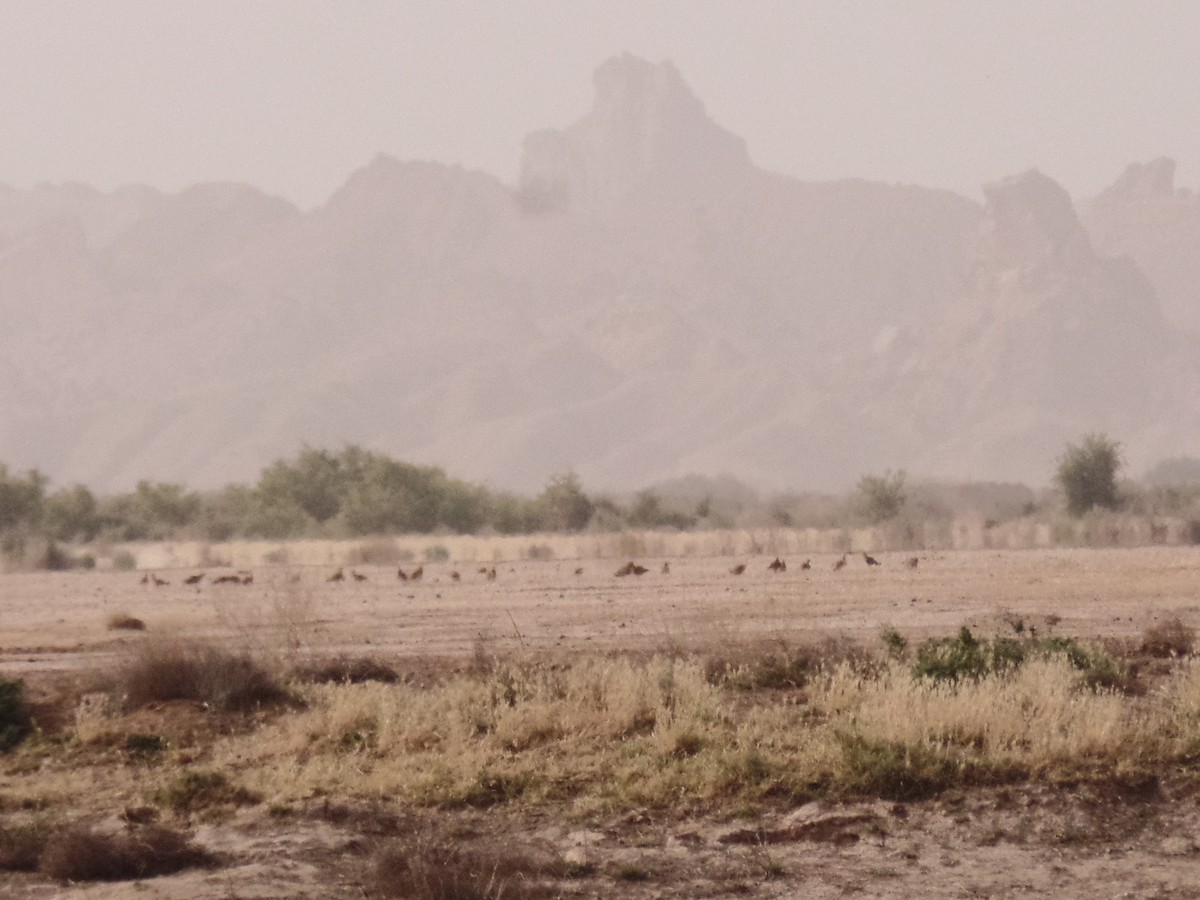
[139,551,922,589]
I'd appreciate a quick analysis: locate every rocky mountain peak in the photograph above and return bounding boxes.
[519,54,751,214]
[978,169,1094,269]
[1098,157,1178,200]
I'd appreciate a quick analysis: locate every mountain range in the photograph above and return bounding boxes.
[2,53,1198,494]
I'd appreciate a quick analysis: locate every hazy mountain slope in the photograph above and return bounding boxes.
[1079,158,1200,337]
[1,54,1197,494]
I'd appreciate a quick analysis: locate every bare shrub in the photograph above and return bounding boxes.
[38,824,216,882]
[292,656,400,685]
[0,820,52,871]
[106,613,146,631]
[370,832,555,899]
[118,639,291,712]
[1141,618,1196,658]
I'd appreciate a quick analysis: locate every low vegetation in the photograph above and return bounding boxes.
[118,639,292,713]
[2,622,1200,891]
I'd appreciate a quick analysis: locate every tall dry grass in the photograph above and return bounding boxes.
[216,642,1200,811]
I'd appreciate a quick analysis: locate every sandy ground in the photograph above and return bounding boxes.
[4,546,1200,674]
[3,545,1200,897]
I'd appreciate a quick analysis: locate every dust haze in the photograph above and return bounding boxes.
[2,4,1199,494]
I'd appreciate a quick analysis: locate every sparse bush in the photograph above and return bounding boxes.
[0,675,31,752]
[424,544,450,563]
[0,820,52,871]
[1142,617,1196,658]
[152,769,261,815]
[880,627,908,660]
[123,733,168,761]
[292,656,400,685]
[112,551,137,572]
[38,824,216,882]
[1057,433,1123,517]
[858,470,907,523]
[371,833,555,899]
[118,640,291,712]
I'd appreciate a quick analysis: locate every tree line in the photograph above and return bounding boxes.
[2,436,1198,566]
[0,445,702,558]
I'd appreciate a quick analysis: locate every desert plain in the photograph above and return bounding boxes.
[2,543,1200,897]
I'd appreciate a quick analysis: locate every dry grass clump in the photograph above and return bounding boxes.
[225,635,1200,813]
[292,655,400,685]
[106,613,146,631]
[37,824,216,882]
[370,832,557,899]
[118,638,292,712]
[1141,617,1196,658]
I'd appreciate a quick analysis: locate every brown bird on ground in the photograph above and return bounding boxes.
[152,575,169,586]
[352,570,367,582]
[906,556,919,569]
[327,568,345,583]
[863,552,880,567]
[183,573,204,585]
[833,554,847,571]
[486,567,497,581]
[139,573,150,585]
[574,567,584,575]
[730,563,746,575]
[615,561,645,577]
[241,574,254,585]
[767,557,786,573]
[451,571,461,581]
[800,559,811,570]
[397,568,408,581]
[410,566,424,581]
[661,561,671,574]
[478,567,489,574]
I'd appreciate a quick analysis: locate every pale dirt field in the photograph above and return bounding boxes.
[2,545,1200,897]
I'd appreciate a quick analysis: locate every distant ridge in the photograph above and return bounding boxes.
[1,54,1197,492]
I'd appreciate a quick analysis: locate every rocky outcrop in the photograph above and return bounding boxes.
[1080,158,1200,336]
[519,54,752,214]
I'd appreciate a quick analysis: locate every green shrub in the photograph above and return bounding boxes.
[912,628,1127,690]
[1057,434,1123,517]
[112,551,137,572]
[836,733,957,801]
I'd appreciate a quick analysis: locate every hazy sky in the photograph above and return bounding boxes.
[3,1,1197,209]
